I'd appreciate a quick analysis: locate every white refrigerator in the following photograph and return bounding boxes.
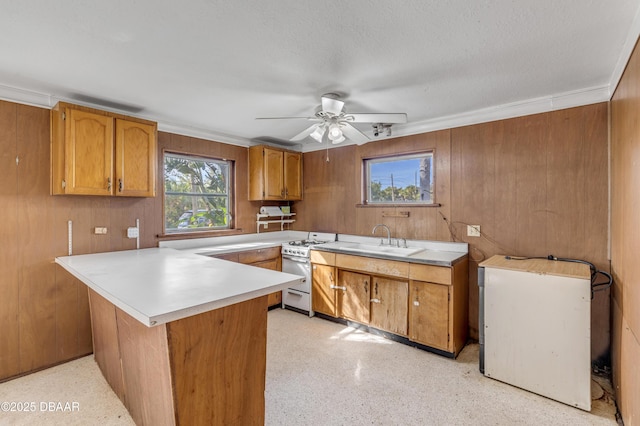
[478,255,592,411]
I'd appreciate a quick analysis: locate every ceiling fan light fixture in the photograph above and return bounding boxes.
[310,124,326,143]
[327,123,343,141]
[331,134,346,144]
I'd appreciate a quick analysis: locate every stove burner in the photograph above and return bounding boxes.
[288,239,327,247]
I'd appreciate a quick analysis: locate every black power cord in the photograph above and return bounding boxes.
[504,254,612,299]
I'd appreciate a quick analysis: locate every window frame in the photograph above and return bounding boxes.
[361,150,436,206]
[163,150,235,235]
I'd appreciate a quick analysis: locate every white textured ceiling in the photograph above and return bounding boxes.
[1,1,639,151]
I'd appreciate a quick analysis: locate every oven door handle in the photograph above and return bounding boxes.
[282,255,310,263]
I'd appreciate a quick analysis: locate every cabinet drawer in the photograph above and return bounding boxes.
[250,258,279,271]
[310,250,336,266]
[408,264,451,285]
[238,246,281,264]
[336,254,409,278]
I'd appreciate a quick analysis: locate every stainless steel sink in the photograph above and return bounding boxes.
[337,244,425,257]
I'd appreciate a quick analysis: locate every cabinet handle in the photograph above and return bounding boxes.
[118,178,123,192]
[375,281,378,295]
[364,281,368,293]
[107,177,111,191]
[330,285,346,291]
[281,189,285,197]
[370,298,381,304]
[329,272,334,283]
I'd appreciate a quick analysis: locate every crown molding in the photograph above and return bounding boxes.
[302,85,611,152]
[0,83,253,147]
[0,83,54,108]
[0,82,612,154]
[156,122,252,148]
[609,4,640,94]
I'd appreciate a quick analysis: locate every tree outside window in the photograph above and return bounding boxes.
[164,152,232,233]
[365,152,434,204]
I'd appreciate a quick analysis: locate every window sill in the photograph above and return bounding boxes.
[356,203,441,208]
[157,228,245,241]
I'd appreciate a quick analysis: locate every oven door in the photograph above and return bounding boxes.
[281,255,311,293]
[281,254,313,315]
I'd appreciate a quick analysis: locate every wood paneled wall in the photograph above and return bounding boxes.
[295,103,610,364]
[610,38,640,425]
[0,102,262,382]
[157,132,262,236]
[0,97,613,386]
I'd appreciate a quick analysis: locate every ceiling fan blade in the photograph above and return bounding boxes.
[256,116,318,120]
[348,113,407,124]
[290,124,320,141]
[341,123,369,145]
[321,95,345,115]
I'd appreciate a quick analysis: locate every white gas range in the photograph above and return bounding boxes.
[281,232,336,316]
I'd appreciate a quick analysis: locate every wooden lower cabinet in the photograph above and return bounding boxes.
[251,258,282,306]
[311,263,337,316]
[370,277,409,336]
[409,281,449,351]
[309,250,469,357]
[338,270,370,324]
[89,289,268,425]
[212,247,282,307]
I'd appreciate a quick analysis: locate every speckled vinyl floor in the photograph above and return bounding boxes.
[0,308,618,425]
[265,309,617,426]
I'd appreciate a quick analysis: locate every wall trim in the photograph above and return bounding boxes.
[609,4,640,95]
[302,85,611,152]
[0,81,612,154]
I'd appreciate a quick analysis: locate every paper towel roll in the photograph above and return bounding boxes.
[260,206,283,216]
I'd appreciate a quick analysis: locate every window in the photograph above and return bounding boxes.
[164,152,233,233]
[364,152,434,204]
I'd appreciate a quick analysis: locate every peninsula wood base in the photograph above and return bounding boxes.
[88,289,268,425]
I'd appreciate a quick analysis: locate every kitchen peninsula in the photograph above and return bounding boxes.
[55,247,304,426]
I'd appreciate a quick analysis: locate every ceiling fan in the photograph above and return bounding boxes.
[256,93,407,145]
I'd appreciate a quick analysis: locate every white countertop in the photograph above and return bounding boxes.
[314,235,468,266]
[160,230,307,256]
[55,248,305,327]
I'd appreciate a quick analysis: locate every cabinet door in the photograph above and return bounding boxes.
[250,258,281,306]
[115,119,156,197]
[370,277,409,336]
[263,148,284,199]
[312,264,337,317]
[338,270,370,324]
[409,281,449,351]
[65,109,114,195]
[238,247,281,264]
[283,151,302,200]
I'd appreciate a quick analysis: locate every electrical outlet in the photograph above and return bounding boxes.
[94,227,107,235]
[467,225,481,237]
[127,227,139,239]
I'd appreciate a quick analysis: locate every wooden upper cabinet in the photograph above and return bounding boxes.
[51,102,157,197]
[283,151,302,200]
[115,119,156,197]
[57,109,114,195]
[264,147,285,199]
[248,145,302,201]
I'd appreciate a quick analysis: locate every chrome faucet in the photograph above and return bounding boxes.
[372,224,391,245]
